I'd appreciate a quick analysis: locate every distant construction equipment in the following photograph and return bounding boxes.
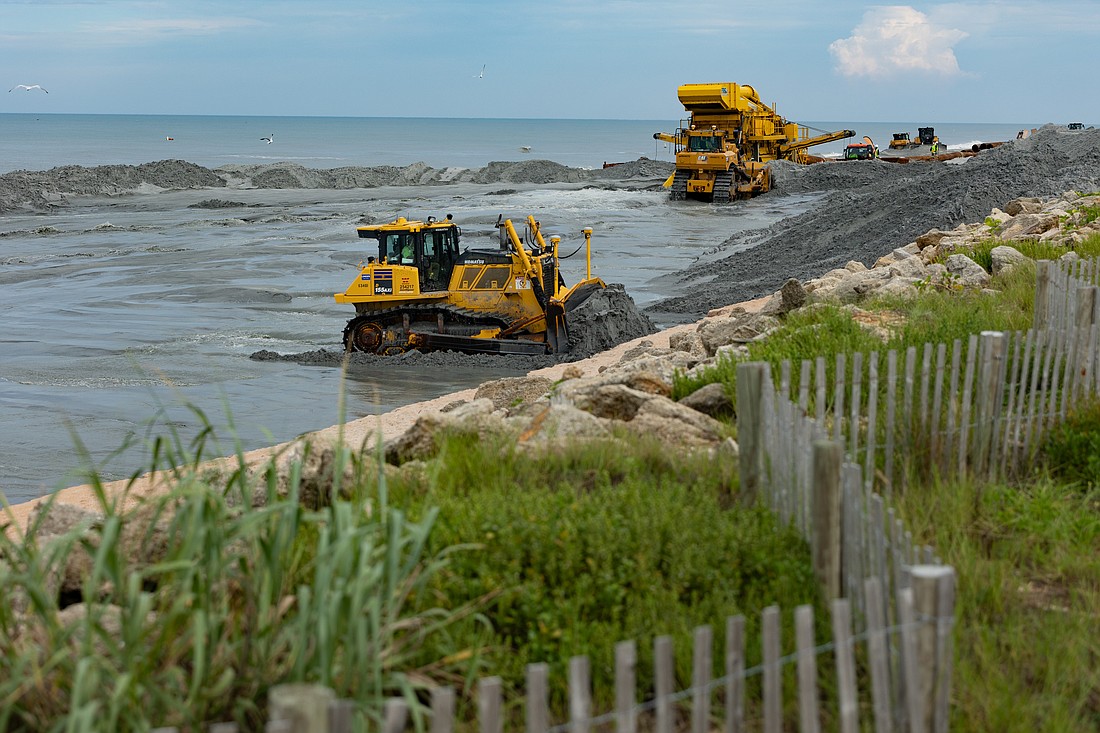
[654,82,854,202]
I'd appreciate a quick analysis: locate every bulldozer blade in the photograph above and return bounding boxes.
[546,305,570,354]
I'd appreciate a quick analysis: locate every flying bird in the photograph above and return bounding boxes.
[519,146,532,153]
[260,133,274,144]
[474,64,485,79]
[9,84,48,93]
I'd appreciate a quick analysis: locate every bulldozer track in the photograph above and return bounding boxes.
[669,170,689,201]
[343,302,539,354]
[711,171,733,203]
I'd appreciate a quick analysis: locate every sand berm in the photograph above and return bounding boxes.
[5,123,1100,526]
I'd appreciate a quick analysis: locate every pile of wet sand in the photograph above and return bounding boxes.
[0,157,673,213]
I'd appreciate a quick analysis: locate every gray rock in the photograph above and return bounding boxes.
[989,245,1031,277]
[944,254,992,289]
[678,382,734,420]
[474,375,554,411]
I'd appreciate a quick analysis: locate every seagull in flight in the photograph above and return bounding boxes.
[260,133,274,144]
[474,64,485,79]
[9,84,48,93]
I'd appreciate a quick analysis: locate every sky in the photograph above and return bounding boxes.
[1,1,1097,124]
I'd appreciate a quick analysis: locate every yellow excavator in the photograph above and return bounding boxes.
[335,214,606,355]
[654,82,854,202]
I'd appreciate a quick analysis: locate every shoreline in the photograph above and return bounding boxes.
[3,298,766,533]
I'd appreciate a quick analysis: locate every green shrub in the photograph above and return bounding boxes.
[1040,398,1100,488]
[386,433,824,718]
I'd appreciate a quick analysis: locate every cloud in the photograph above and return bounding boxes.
[829,6,967,78]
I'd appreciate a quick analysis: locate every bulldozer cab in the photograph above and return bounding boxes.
[358,217,461,293]
[687,132,723,152]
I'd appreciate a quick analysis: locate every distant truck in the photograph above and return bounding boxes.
[843,136,879,160]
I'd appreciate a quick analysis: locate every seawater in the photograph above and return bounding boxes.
[0,114,1040,504]
[0,114,1039,174]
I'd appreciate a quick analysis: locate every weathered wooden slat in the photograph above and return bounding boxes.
[865,351,880,491]
[816,356,827,423]
[834,353,847,444]
[813,441,843,600]
[725,615,746,733]
[328,699,356,733]
[800,359,812,415]
[1024,328,1046,460]
[903,346,917,436]
[692,626,713,733]
[957,334,978,476]
[864,577,893,733]
[569,656,591,733]
[526,665,551,733]
[931,343,946,469]
[654,636,674,733]
[1034,259,1051,323]
[763,606,782,733]
[884,350,898,500]
[945,339,962,478]
[432,687,456,733]
[850,352,864,460]
[897,588,923,733]
[615,641,637,733]
[736,363,767,503]
[919,342,933,433]
[831,598,860,733]
[478,678,501,733]
[795,605,821,733]
[1001,331,1023,477]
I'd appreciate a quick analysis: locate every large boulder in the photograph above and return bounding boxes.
[944,253,992,289]
[384,399,517,464]
[474,375,554,411]
[678,382,734,420]
[990,245,1031,277]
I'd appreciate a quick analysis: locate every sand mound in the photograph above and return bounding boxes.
[0,157,675,212]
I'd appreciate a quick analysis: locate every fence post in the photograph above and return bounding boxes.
[811,441,843,600]
[615,641,637,733]
[654,636,674,733]
[973,332,1005,476]
[692,626,713,733]
[526,665,549,733]
[737,362,768,504]
[1074,286,1098,400]
[479,677,503,733]
[795,606,821,733]
[725,615,746,733]
[569,656,591,733]
[762,606,782,733]
[912,566,957,733]
[1034,259,1051,323]
[267,683,335,733]
[432,687,456,733]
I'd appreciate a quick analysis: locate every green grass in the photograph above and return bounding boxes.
[0,423,464,732]
[375,432,825,721]
[897,473,1100,732]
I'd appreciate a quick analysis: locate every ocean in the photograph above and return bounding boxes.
[0,114,1040,504]
[0,114,1040,174]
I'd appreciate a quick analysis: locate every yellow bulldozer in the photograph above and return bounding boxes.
[654,82,855,202]
[335,214,606,355]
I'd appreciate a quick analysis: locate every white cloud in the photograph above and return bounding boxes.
[829,6,968,78]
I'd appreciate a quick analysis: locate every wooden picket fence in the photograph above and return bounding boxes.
[156,569,955,733]
[160,253,1100,733]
